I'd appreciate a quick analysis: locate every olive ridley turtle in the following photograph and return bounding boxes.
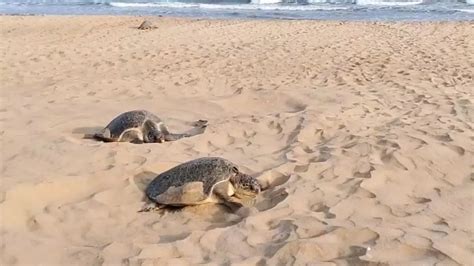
[142,157,261,211]
[93,110,207,143]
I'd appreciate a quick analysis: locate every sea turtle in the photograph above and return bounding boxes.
[93,110,207,143]
[142,157,261,211]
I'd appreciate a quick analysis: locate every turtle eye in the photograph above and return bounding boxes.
[252,181,261,192]
[148,132,156,142]
[232,166,239,173]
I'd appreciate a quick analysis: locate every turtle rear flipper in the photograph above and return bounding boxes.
[212,182,246,212]
[119,128,144,143]
[239,197,257,207]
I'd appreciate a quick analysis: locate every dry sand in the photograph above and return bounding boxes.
[0,16,473,265]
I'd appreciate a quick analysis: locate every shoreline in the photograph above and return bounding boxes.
[1,3,474,22]
[1,14,474,23]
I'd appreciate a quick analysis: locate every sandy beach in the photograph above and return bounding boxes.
[1,16,473,265]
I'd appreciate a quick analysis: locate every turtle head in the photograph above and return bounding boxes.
[145,130,165,143]
[231,171,261,199]
[143,120,166,143]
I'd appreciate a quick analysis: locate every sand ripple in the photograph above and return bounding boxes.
[1,17,473,265]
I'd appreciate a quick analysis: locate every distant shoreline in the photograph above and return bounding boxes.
[1,2,473,21]
[2,14,474,23]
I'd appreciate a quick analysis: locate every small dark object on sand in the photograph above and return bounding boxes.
[138,20,154,30]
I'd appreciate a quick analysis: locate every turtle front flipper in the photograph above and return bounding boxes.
[119,129,144,143]
[237,196,257,207]
[212,183,245,212]
[218,196,244,212]
[164,124,207,142]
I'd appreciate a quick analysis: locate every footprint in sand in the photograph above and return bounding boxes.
[267,120,283,134]
[114,154,147,170]
[353,160,375,179]
[310,203,336,219]
[131,155,147,167]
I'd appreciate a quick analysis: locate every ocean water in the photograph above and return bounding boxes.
[0,0,473,20]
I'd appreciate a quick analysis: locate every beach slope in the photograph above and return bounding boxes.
[1,16,473,265]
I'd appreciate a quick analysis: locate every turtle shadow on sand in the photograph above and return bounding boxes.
[132,166,290,218]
